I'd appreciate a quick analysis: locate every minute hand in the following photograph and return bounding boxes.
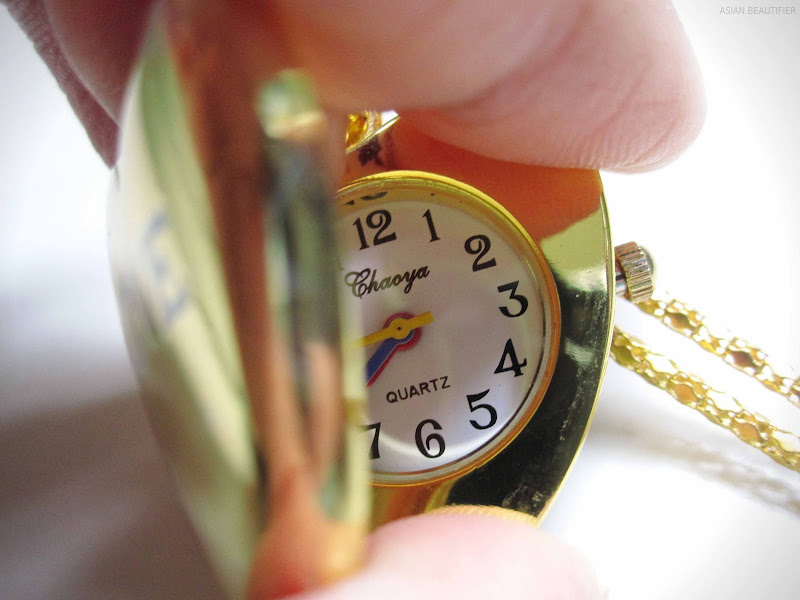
[357,312,434,347]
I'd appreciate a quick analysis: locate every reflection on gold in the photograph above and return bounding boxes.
[371,481,455,527]
[345,112,384,149]
[343,119,601,242]
[305,342,344,485]
[111,14,368,599]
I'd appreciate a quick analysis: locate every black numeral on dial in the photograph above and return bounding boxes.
[466,389,498,430]
[423,209,441,242]
[354,209,397,249]
[364,422,381,459]
[415,419,445,458]
[464,234,497,271]
[497,281,529,317]
[494,339,527,377]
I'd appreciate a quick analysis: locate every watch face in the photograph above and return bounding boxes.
[336,171,560,485]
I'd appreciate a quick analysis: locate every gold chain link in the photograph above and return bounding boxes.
[611,325,800,473]
[636,297,800,409]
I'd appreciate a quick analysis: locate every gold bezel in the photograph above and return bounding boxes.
[337,171,562,486]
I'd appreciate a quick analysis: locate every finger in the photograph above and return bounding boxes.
[36,0,701,170]
[5,0,122,164]
[38,0,154,120]
[273,0,705,170]
[282,510,600,600]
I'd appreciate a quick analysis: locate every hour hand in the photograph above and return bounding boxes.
[366,336,407,386]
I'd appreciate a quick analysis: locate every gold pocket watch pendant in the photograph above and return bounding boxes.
[339,118,620,526]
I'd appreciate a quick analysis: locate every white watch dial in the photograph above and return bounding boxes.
[336,173,559,485]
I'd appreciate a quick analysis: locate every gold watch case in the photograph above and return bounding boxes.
[342,118,615,526]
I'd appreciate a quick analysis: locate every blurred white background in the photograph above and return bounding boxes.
[2,2,799,599]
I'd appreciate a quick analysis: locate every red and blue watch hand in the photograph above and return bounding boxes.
[366,332,412,385]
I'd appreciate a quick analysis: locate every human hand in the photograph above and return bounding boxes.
[269,509,600,600]
[4,1,704,599]
[7,0,703,170]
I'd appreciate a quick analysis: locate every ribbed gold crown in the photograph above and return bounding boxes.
[614,241,655,303]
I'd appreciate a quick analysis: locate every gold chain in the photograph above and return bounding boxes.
[612,305,800,473]
[637,297,800,409]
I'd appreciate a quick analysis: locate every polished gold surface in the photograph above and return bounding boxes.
[345,112,384,149]
[341,119,614,526]
[638,296,800,409]
[611,326,800,472]
[109,24,367,598]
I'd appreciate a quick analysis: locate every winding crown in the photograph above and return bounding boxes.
[614,241,655,303]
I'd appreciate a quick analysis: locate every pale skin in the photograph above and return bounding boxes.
[4,1,705,598]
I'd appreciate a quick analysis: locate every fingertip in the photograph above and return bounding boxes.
[386,1,707,171]
[291,510,600,600]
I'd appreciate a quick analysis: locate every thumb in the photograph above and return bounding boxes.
[287,509,600,600]
[272,0,705,170]
[33,0,702,170]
